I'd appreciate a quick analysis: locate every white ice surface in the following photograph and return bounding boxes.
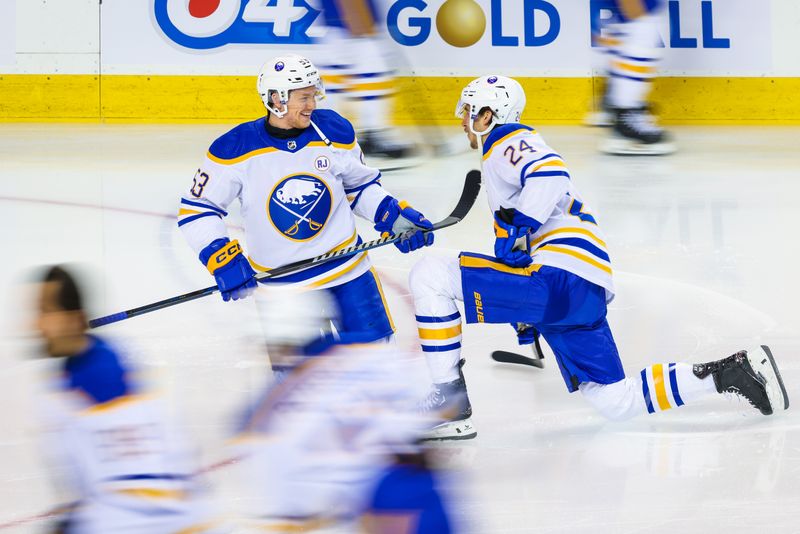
[0,123,798,533]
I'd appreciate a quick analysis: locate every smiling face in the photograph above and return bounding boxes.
[460,104,494,150]
[269,85,318,130]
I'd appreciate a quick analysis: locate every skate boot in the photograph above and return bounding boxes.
[359,129,415,159]
[420,360,476,441]
[601,108,676,155]
[693,346,789,415]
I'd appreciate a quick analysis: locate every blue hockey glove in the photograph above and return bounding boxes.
[374,197,434,253]
[200,238,257,302]
[513,323,538,345]
[494,209,533,268]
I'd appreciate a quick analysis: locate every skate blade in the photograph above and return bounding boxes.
[421,417,477,441]
[600,137,676,156]
[752,345,790,413]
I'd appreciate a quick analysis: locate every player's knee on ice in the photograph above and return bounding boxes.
[579,378,644,421]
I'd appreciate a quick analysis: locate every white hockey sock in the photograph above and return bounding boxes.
[607,15,662,109]
[409,256,465,384]
[640,363,716,414]
[580,363,717,421]
[416,311,462,384]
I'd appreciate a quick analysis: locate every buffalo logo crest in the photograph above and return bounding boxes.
[268,174,332,240]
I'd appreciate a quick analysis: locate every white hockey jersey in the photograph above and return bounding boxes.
[481,124,615,300]
[231,340,433,528]
[179,109,392,289]
[41,336,218,533]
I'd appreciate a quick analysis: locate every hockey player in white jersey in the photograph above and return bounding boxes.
[33,266,222,533]
[178,54,433,342]
[591,0,675,155]
[315,0,414,159]
[410,76,788,440]
[231,288,454,533]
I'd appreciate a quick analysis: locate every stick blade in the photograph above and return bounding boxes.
[491,350,545,369]
[450,170,482,221]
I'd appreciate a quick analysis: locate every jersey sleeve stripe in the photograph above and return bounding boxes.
[177,211,222,227]
[530,227,607,248]
[180,198,228,216]
[518,153,563,180]
[536,245,612,275]
[344,174,382,194]
[535,237,610,262]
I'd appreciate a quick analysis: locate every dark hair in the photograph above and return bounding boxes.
[43,265,83,312]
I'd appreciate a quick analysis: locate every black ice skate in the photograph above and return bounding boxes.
[601,108,676,156]
[420,360,476,441]
[693,346,789,415]
[359,129,415,159]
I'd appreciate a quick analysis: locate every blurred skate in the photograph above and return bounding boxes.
[601,108,676,155]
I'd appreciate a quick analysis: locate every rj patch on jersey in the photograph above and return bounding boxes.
[268,174,332,241]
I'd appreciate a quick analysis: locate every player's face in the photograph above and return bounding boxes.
[35,282,84,357]
[461,106,492,150]
[284,86,318,129]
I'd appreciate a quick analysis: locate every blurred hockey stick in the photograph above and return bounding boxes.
[89,170,481,328]
[491,324,545,369]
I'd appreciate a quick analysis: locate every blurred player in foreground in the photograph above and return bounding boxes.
[590,0,675,155]
[409,76,788,440]
[231,288,454,533]
[315,0,414,159]
[32,266,223,533]
[178,54,433,345]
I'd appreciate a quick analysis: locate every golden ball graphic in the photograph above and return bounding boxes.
[436,0,487,48]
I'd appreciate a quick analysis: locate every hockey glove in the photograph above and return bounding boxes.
[493,208,533,268]
[374,197,434,253]
[200,238,257,302]
[513,323,538,345]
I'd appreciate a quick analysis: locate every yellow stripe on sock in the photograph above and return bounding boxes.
[418,325,462,340]
[652,364,672,411]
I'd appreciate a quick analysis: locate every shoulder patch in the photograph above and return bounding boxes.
[208,118,272,161]
[311,109,356,147]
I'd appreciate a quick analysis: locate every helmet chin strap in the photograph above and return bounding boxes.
[266,102,289,118]
[469,113,495,168]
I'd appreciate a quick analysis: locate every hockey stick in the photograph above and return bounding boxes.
[491,325,546,369]
[89,170,482,329]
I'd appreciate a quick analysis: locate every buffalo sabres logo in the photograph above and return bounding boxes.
[268,174,332,241]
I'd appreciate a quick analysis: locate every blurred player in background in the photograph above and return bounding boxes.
[590,0,675,155]
[409,75,787,440]
[32,265,223,533]
[231,288,454,533]
[178,54,434,350]
[314,0,415,159]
